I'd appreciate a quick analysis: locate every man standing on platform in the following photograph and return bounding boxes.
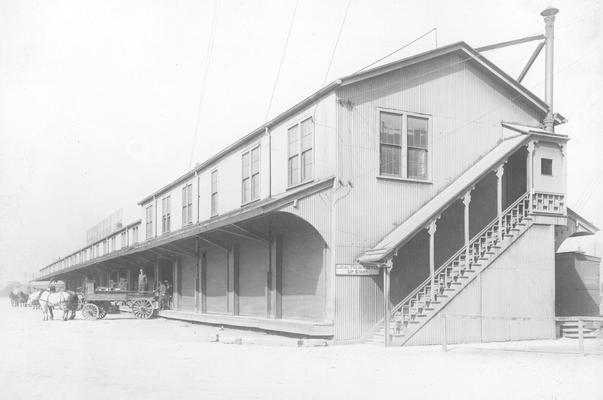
[137,268,147,292]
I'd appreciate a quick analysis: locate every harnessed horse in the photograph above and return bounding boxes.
[38,290,78,321]
[27,290,43,310]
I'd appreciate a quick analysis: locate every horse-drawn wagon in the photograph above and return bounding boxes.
[79,282,158,320]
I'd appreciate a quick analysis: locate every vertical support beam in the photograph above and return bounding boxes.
[428,220,437,290]
[266,225,272,319]
[201,253,207,314]
[496,165,505,242]
[228,244,240,316]
[441,314,447,352]
[527,141,536,212]
[275,236,283,319]
[194,237,200,313]
[324,244,335,322]
[126,269,132,291]
[463,190,472,270]
[153,259,160,291]
[383,258,393,347]
[173,257,179,311]
[578,318,585,356]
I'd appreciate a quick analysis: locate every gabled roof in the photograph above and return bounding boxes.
[358,127,532,265]
[139,41,552,204]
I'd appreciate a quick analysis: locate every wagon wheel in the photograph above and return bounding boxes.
[81,303,99,320]
[131,299,154,319]
[97,303,108,319]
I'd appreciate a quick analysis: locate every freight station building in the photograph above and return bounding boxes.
[35,14,597,344]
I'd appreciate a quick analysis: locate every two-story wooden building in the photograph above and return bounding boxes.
[37,32,576,344]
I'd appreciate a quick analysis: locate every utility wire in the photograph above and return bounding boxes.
[188,0,221,168]
[265,0,300,120]
[354,27,437,74]
[321,0,352,86]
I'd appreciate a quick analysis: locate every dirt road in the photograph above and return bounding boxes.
[1,300,601,399]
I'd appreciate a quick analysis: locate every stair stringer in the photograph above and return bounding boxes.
[404,222,556,346]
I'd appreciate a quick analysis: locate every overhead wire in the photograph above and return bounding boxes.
[354,27,437,74]
[188,0,221,168]
[265,0,300,120]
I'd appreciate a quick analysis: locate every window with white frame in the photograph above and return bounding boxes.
[145,205,154,239]
[162,196,171,234]
[110,236,116,252]
[242,146,260,204]
[182,184,193,226]
[121,231,127,248]
[132,226,139,244]
[288,117,313,186]
[211,170,218,216]
[379,111,429,180]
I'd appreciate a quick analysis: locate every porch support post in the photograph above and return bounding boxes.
[527,140,536,212]
[496,164,505,242]
[428,220,437,290]
[125,269,132,291]
[154,259,160,291]
[383,258,393,347]
[462,190,472,269]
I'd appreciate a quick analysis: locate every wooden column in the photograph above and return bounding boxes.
[527,140,536,212]
[228,244,240,316]
[153,259,160,291]
[496,165,505,242]
[275,237,282,319]
[428,220,437,290]
[383,258,392,347]
[173,257,179,310]
[194,238,200,313]
[463,190,472,270]
[201,253,207,313]
[126,269,132,291]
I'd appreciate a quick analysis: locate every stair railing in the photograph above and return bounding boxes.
[388,192,531,331]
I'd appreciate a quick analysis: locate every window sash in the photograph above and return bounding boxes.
[288,118,313,186]
[211,171,218,216]
[379,111,429,180]
[242,147,260,203]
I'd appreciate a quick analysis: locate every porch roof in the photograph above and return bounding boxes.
[357,129,531,265]
[37,176,335,281]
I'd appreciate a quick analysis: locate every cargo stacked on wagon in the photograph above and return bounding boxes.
[78,282,158,320]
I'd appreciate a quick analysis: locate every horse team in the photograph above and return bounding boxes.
[8,288,80,321]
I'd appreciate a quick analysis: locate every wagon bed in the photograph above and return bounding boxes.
[79,283,158,320]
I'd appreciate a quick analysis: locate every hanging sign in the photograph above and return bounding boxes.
[336,264,380,276]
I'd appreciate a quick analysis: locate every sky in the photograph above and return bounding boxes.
[0,0,601,285]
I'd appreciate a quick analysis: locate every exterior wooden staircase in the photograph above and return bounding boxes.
[367,192,534,346]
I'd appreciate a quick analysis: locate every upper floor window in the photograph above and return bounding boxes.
[288,117,313,186]
[110,236,116,252]
[242,145,260,204]
[145,205,154,239]
[132,226,139,244]
[211,170,218,216]
[162,196,171,234]
[541,158,553,176]
[182,184,193,226]
[121,231,127,248]
[379,111,430,180]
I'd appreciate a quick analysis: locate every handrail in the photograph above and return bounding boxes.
[390,192,530,316]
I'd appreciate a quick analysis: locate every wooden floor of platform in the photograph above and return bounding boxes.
[157,310,334,337]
